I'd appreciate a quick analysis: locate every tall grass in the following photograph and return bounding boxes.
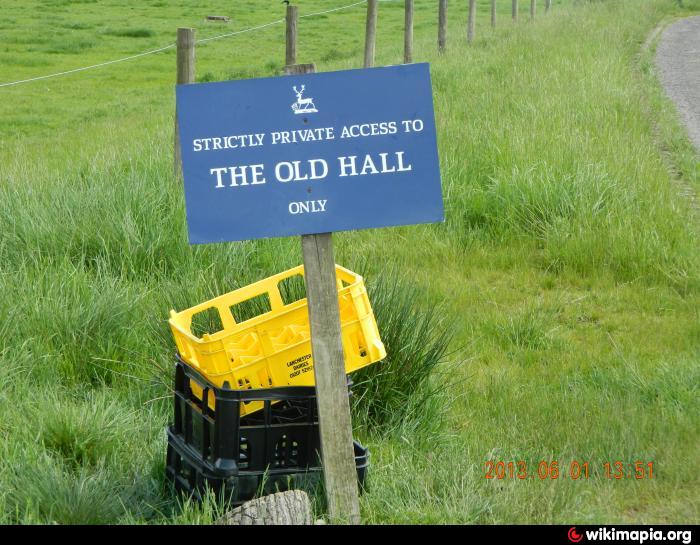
[433,18,698,288]
[352,272,456,436]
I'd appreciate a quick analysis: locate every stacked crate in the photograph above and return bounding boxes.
[165,265,384,504]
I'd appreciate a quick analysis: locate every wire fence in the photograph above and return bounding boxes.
[0,0,553,89]
[0,0,372,89]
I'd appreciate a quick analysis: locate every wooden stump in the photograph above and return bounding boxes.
[217,491,313,526]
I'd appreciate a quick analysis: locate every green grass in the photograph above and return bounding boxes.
[0,0,699,524]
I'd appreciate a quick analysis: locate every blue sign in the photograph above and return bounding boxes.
[176,63,443,244]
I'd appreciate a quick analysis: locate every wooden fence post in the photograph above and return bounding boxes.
[468,0,476,43]
[545,0,551,13]
[530,0,536,20]
[512,0,519,21]
[404,0,414,63]
[284,62,361,526]
[285,4,298,67]
[364,0,378,68]
[491,0,497,28]
[438,0,447,53]
[174,27,195,178]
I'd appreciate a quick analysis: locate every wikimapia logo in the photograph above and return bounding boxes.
[569,528,584,543]
[291,85,318,115]
[567,527,693,544]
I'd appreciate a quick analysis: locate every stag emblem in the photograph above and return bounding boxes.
[291,85,318,114]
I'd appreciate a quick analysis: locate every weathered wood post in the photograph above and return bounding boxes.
[491,0,497,28]
[545,0,551,13]
[438,0,447,53]
[467,0,476,43]
[404,0,414,63]
[364,0,378,68]
[512,0,519,21]
[530,0,536,20]
[285,4,298,67]
[284,62,362,526]
[174,27,195,177]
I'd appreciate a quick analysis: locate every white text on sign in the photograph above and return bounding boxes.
[209,151,412,189]
[198,118,424,189]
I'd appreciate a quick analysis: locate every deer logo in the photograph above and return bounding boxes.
[291,85,318,115]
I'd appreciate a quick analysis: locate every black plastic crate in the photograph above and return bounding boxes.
[166,431,369,504]
[166,354,369,504]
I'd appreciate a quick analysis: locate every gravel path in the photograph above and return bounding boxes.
[656,15,700,154]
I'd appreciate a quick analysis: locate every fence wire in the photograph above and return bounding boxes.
[0,0,377,88]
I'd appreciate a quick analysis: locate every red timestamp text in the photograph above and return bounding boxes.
[484,460,654,480]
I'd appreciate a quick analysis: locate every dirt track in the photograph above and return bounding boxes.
[656,15,700,154]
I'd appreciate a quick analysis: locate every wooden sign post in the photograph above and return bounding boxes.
[301,230,361,524]
[283,61,361,525]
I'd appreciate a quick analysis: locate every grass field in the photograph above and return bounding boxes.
[0,0,699,524]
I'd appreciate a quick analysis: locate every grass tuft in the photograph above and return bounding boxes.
[6,456,130,524]
[43,37,96,54]
[37,392,135,468]
[103,27,155,38]
[351,271,456,435]
[489,307,555,351]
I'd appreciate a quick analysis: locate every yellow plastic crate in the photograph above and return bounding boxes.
[169,265,386,416]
